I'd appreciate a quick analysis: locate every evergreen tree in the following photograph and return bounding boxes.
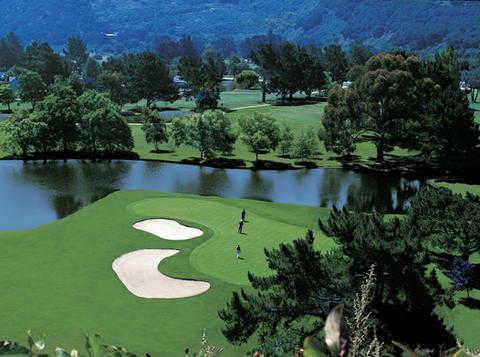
[407,185,480,261]
[64,36,88,73]
[219,230,350,349]
[322,45,349,82]
[129,52,178,107]
[0,32,24,70]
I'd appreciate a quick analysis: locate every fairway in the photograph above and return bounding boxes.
[0,191,332,355]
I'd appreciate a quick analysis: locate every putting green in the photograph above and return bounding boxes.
[0,191,332,355]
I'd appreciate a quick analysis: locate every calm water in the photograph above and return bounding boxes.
[0,160,422,231]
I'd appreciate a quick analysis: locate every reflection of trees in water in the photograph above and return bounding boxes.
[52,195,84,218]
[171,166,231,196]
[197,167,230,196]
[317,169,357,208]
[243,171,273,201]
[15,160,130,218]
[344,175,421,213]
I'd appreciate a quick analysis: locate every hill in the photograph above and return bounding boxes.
[0,0,479,55]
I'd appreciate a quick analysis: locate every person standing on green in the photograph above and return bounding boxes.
[241,209,246,221]
[236,244,241,259]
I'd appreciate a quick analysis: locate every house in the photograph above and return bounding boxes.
[459,81,471,94]
[341,81,352,90]
[0,71,18,91]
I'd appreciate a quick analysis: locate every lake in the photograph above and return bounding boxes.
[0,160,422,231]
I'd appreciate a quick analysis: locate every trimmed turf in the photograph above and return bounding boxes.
[131,94,413,169]
[0,191,332,355]
[0,191,478,353]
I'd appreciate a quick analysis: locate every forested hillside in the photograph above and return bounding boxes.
[0,0,479,55]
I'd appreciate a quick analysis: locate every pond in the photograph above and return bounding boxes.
[0,160,422,231]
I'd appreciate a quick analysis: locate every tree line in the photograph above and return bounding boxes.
[141,110,319,162]
[322,47,480,167]
[2,80,133,160]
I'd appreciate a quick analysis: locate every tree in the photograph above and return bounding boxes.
[195,88,220,111]
[84,58,101,89]
[141,109,168,151]
[64,36,88,73]
[2,110,35,157]
[239,112,279,161]
[322,45,349,82]
[98,70,129,105]
[322,86,362,156]
[294,127,318,160]
[277,125,294,157]
[448,258,474,298]
[0,32,24,70]
[219,230,351,352]
[0,84,15,112]
[17,70,47,109]
[129,52,178,107]
[171,118,188,147]
[24,42,69,84]
[187,110,237,159]
[37,82,80,153]
[252,43,325,100]
[226,56,250,76]
[235,70,259,89]
[348,43,374,67]
[78,90,133,155]
[319,207,452,348]
[407,185,480,261]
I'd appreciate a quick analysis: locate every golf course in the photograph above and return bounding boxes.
[0,189,479,355]
[0,191,334,355]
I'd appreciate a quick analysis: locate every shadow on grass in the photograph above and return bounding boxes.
[0,340,29,355]
[460,297,480,310]
[181,157,247,168]
[150,148,176,154]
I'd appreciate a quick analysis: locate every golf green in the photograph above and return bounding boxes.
[0,191,332,355]
[0,190,478,354]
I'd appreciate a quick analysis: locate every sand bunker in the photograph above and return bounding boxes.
[112,249,210,299]
[133,219,203,240]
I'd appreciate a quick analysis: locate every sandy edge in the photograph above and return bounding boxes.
[133,219,203,240]
[112,249,210,299]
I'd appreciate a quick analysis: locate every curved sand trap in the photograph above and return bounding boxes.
[133,219,203,240]
[112,249,210,299]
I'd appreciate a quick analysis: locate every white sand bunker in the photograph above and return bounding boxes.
[133,219,203,240]
[112,249,210,299]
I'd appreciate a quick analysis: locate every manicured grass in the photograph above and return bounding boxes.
[433,181,480,196]
[0,191,478,352]
[125,90,279,111]
[132,98,413,169]
[0,191,332,355]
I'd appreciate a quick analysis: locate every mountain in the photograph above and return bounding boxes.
[1,0,479,55]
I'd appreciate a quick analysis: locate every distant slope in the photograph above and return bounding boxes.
[0,0,479,54]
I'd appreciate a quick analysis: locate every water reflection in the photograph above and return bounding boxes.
[0,160,423,230]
